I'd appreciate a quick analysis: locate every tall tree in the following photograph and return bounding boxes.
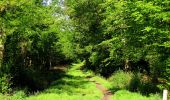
[66,0,170,79]
[0,0,65,89]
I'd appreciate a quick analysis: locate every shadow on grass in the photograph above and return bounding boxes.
[44,74,91,95]
[20,67,67,92]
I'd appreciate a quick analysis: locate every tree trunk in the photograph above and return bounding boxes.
[125,59,130,71]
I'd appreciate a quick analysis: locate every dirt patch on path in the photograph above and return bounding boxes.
[87,77,113,100]
[95,82,112,100]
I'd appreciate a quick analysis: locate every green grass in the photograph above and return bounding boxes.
[26,63,103,100]
[108,70,134,92]
[0,91,26,100]
[113,90,161,100]
[0,62,163,100]
[84,69,162,100]
[89,74,112,89]
[0,94,7,99]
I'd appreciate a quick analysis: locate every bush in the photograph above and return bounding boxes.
[130,73,160,95]
[139,82,159,95]
[109,70,133,91]
[0,74,12,94]
[128,73,142,92]
[109,70,160,95]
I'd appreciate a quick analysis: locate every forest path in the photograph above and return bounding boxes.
[87,77,113,100]
[52,63,113,100]
[27,63,104,100]
[96,82,113,100]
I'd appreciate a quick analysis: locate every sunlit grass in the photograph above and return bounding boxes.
[84,69,162,100]
[27,93,101,100]
[113,90,161,100]
[0,91,26,100]
[0,94,7,100]
[26,63,103,100]
[90,75,112,89]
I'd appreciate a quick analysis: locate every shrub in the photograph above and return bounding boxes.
[139,82,160,95]
[109,70,160,95]
[0,74,12,94]
[108,70,133,91]
[128,73,141,92]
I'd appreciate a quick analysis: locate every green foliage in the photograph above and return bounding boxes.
[0,74,11,94]
[0,0,69,91]
[0,0,169,98]
[109,70,133,91]
[66,0,170,84]
[108,70,160,95]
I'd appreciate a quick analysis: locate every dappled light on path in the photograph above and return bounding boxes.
[26,63,103,100]
[87,77,113,100]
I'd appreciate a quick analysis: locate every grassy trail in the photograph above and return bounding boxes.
[0,62,162,100]
[26,63,105,100]
[90,80,113,100]
[86,75,113,100]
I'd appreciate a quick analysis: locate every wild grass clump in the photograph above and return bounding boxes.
[108,70,133,91]
[0,90,26,100]
[10,90,26,100]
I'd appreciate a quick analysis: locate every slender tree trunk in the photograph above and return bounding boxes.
[125,59,130,71]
